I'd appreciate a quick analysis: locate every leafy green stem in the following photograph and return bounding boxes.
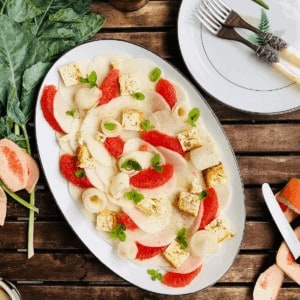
[21,124,35,258]
[21,124,31,154]
[0,180,39,213]
[0,0,8,15]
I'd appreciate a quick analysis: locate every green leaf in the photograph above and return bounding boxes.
[140,119,155,132]
[249,9,270,46]
[177,227,188,249]
[152,153,162,173]
[188,107,200,127]
[104,122,116,131]
[66,108,77,117]
[147,269,162,282]
[252,0,269,10]
[75,170,85,178]
[132,92,145,100]
[49,8,82,23]
[80,71,97,88]
[6,0,42,23]
[199,190,207,201]
[110,224,126,241]
[124,189,144,204]
[121,159,142,171]
[149,67,162,82]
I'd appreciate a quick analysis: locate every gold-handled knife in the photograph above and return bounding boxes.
[262,183,300,263]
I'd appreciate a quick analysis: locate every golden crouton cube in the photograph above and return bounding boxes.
[163,240,190,269]
[58,63,82,87]
[177,191,200,217]
[177,128,202,152]
[119,73,141,96]
[121,108,143,131]
[205,217,234,243]
[203,163,227,188]
[96,209,118,232]
[76,144,96,168]
[136,197,162,216]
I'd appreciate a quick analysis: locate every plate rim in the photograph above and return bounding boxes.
[177,0,300,115]
[35,38,246,295]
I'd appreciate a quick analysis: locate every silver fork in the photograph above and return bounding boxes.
[195,5,300,85]
[200,0,300,67]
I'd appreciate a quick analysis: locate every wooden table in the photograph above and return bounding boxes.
[1,1,299,299]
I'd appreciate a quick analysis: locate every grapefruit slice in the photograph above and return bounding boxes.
[0,138,29,192]
[135,242,168,260]
[253,264,284,300]
[162,266,202,288]
[40,85,65,133]
[155,78,177,109]
[98,69,120,105]
[276,226,300,285]
[277,178,300,214]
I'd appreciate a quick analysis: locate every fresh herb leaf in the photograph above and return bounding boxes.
[132,92,145,100]
[124,189,144,204]
[152,153,162,173]
[110,224,126,241]
[140,119,155,132]
[252,0,269,9]
[121,159,142,171]
[188,107,200,127]
[199,190,207,201]
[177,227,188,249]
[149,67,162,82]
[75,170,85,178]
[80,71,97,88]
[147,269,163,281]
[66,108,77,117]
[104,122,116,131]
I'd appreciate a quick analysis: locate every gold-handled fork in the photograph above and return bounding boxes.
[201,0,300,67]
[195,5,300,85]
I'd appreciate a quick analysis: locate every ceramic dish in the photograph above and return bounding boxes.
[35,39,245,295]
[178,0,300,114]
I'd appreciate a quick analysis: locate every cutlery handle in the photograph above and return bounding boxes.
[272,60,300,85]
[280,45,300,67]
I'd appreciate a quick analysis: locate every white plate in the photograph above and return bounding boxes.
[35,40,245,295]
[178,0,300,114]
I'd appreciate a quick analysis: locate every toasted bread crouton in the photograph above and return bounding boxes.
[58,63,82,87]
[96,209,118,232]
[163,240,190,268]
[76,144,96,168]
[177,191,200,217]
[136,197,162,216]
[203,163,227,188]
[119,73,141,96]
[121,108,143,131]
[177,128,202,152]
[205,217,234,243]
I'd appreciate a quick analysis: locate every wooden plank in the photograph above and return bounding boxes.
[237,156,300,185]
[91,1,179,29]
[0,221,283,250]
[223,124,300,152]
[15,285,300,300]
[0,253,291,283]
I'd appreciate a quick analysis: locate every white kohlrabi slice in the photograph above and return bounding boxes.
[82,188,108,213]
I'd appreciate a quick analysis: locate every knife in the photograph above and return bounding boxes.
[262,183,300,263]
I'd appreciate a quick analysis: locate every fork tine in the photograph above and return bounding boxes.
[195,7,221,34]
[203,0,227,23]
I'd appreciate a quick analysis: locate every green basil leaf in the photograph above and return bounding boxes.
[149,67,162,82]
[104,122,116,131]
[132,92,145,100]
[121,159,142,171]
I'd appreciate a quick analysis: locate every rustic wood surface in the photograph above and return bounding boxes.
[1,1,299,299]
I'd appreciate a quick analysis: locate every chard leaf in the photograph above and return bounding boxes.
[21,62,51,123]
[49,8,82,23]
[6,0,42,23]
[39,26,77,39]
